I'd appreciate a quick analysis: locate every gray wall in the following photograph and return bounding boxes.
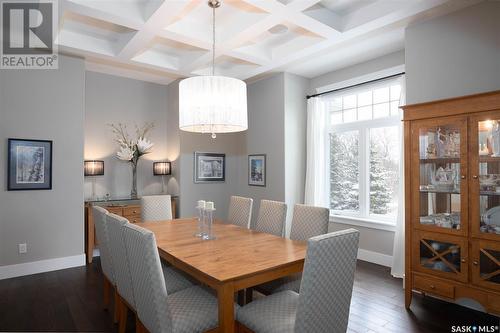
[0,55,85,266]
[406,1,500,104]
[284,73,309,235]
[243,74,286,227]
[310,50,405,94]
[84,72,169,199]
[309,52,404,256]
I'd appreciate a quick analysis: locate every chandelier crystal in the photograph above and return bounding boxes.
[179,0,248,139]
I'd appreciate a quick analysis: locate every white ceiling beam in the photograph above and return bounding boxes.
[238,0,459,80]
[118,1,197,60]
[61,0,142,30]
[85,60,175,85]
[59,44,189,78]
[287,0,323,12]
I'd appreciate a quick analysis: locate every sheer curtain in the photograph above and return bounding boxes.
[391,75,406,279]
[304,97,330,208]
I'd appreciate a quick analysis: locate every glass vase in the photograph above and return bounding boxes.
[131,161,138,199]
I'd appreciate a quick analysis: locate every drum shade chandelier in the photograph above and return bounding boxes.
[179,0,248,139]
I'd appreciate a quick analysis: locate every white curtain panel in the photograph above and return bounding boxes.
[391,75,406,279]
[305,97,330,208]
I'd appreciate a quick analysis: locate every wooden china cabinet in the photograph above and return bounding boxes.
[403,91,500,315]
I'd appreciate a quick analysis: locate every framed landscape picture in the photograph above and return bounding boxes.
[8,138,53,190]
[248,154,266,187]
[194,152,225,183]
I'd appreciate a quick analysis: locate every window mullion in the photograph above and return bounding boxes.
[365,128,371,218]
[358,129,368,218]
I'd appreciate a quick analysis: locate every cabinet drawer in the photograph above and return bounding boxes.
[414,275,454,299]
[123,206,141,216]
[125,215,142,224]
[106,207,123,215]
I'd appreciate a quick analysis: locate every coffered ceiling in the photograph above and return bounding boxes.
[57,0,480,85]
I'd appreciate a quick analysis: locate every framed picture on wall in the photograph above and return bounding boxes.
[248,154,266,187]
[8,138,53,191]
[194,152,225,183]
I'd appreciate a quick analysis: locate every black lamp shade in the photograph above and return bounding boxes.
[153,161,171,175]
[84,160,104,176]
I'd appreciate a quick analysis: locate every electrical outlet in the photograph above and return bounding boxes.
[18,243,27,254]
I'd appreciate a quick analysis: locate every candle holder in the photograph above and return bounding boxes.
[202,202,216,240]
[195,200,206,237]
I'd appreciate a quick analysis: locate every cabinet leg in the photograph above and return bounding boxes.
[405,288,412,309]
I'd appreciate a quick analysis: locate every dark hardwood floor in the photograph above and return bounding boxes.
[0,259,498,332]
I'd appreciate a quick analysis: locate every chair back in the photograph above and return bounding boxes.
[295,229,359,333]
[290,204,329,241]
[141,195,172,222]
[93,206,114,284]
[227,196,253,229]
[255,200,287,237]
[107,213,135,308]
[122,222,171,333]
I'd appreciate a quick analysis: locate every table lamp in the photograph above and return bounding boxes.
[84,160,104,200]
[153,161,171,193]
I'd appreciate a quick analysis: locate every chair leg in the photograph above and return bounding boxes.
[113,288,119,324]
[118,297,128,333]
[103,277,110,310]
[136,317,148,333]
[245,288,253,304]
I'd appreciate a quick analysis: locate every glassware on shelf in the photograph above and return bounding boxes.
[419,213,460,229]
[194,200,206,237]
[478,119,500,235]
[420,127,460,159]
[481,206,500,235]
[430,166,456,191]
[202,201,216,240]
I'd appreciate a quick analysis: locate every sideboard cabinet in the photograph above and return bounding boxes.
[84,197,178,263]
[403,90,500,315]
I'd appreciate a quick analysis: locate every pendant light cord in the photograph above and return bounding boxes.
[212,5,215,76]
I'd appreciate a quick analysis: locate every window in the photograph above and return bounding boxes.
[328,79,402,224]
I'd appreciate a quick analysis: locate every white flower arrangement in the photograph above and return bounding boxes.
[109,122,155,163]
[109,122,154,199]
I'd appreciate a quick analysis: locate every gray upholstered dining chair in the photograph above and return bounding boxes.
[93,206,118,321]
[254,200,287,237]
[256,204,329,296]
[141,195,172,222]
[290,204,330,241]
[237,229,359,333]
[106,213,139,333]
[227,195,253,229]
[107,213,194,333]
[122,222,238,333]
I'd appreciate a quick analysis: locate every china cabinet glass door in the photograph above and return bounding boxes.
[471,115,500,240]
[472,240,500,291]
[411,117,468,236]
[413,230,468,282]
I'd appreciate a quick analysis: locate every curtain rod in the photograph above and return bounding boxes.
[306,72,405,100]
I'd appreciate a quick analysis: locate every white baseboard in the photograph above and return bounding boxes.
[0,254,86,280]
[357,249,393,267]
[93,248,100,257]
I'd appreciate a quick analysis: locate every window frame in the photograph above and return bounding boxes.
[329,104,401,227]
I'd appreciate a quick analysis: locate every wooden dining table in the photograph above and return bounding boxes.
[141,218,307,333]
